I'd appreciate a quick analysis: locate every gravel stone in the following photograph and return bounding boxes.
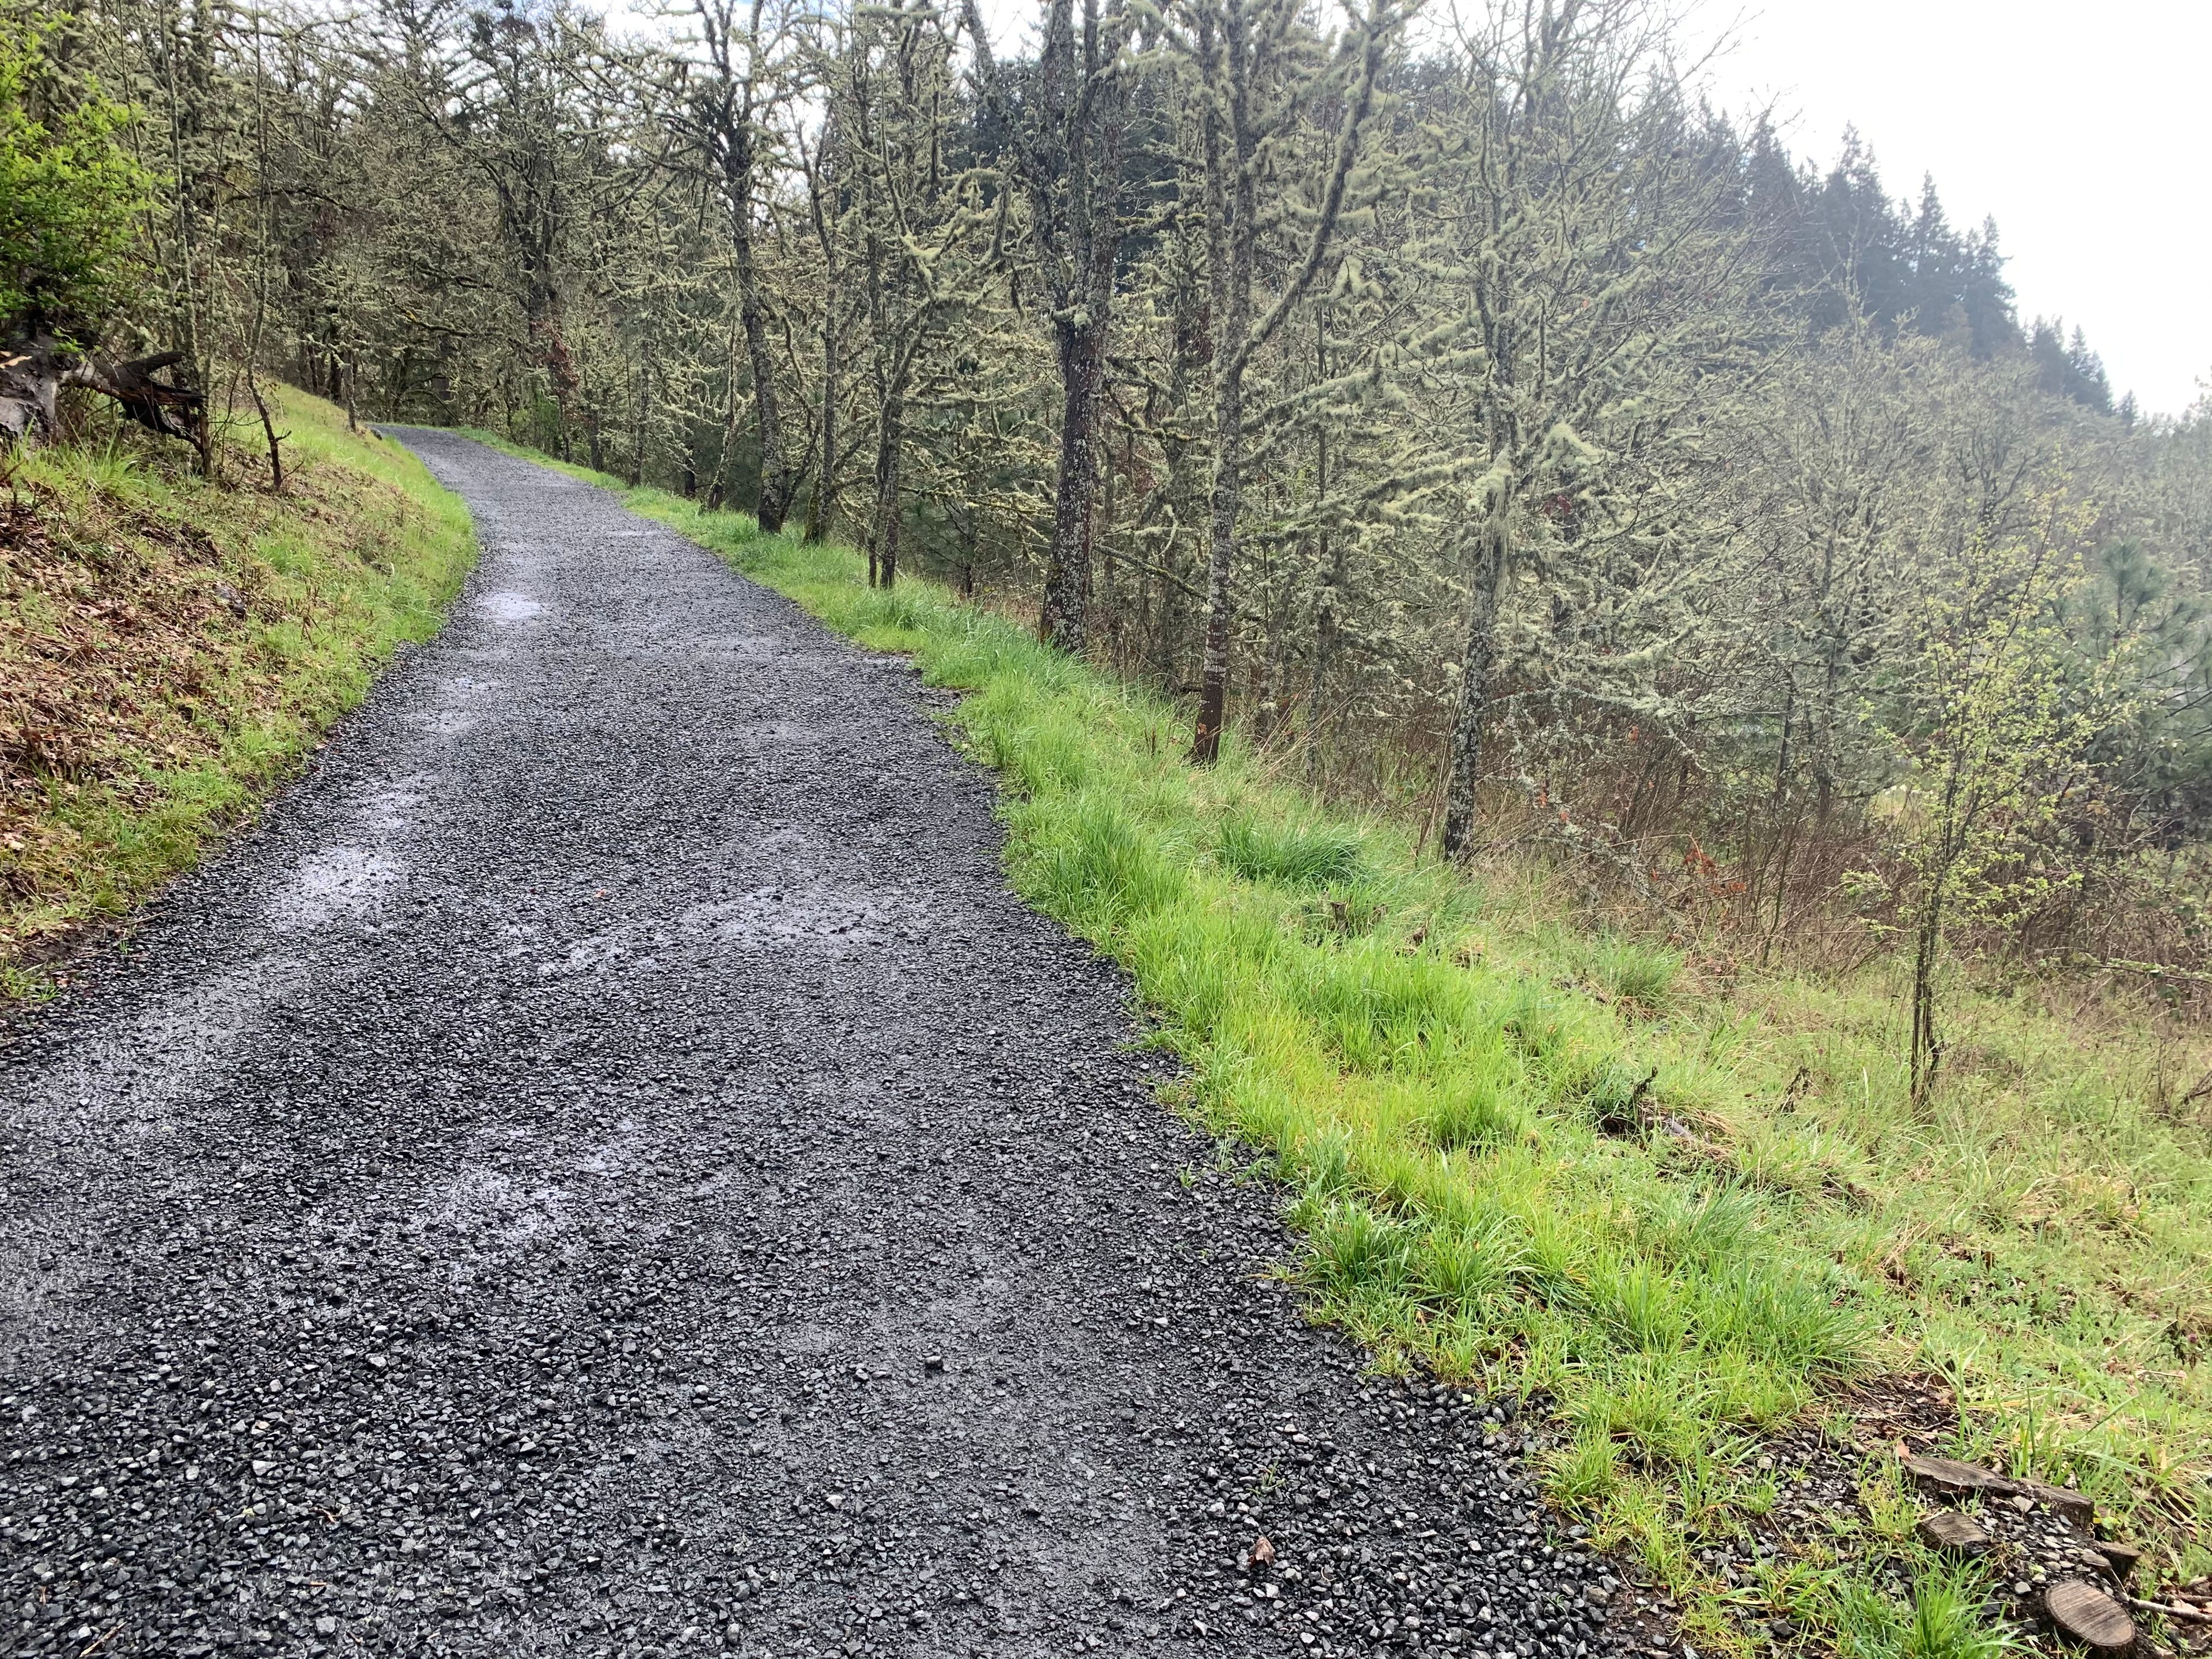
[0,432,1632,1658]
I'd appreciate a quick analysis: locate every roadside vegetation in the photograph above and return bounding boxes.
[0,388,474,996]
[482,436,2210,1659]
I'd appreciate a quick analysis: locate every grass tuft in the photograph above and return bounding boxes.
[1421,1059,1528,1150]
[1304,1199,1414,1300]
[1589,933,1682,1012]
[1217,815,1365,887]
[1824,1563,2024,1659]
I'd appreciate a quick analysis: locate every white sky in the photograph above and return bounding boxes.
[1692,0,2212,418]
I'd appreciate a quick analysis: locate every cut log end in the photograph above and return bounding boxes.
[1917,1510,1992,1555]
[2048,1578,2138,1654]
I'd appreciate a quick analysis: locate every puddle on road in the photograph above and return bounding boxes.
[653,630,785,659]
[479,589,545,624]
[428,1164,573,1251]
[268,784,418,931]
[281,844,399,920]
[674,882,905,951]
[412,672,506,740]
[495,857,932,982]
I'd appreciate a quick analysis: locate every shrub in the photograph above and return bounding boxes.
[0,18,145,340]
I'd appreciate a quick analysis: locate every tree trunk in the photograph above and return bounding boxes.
[1306,331,1335,781]
[800,115,844,547]
[706,385,738,510]
[0,329,65,445]
[870,394,903,588]
[1813,648,1841,829]
[1191,365,1244,762]
[246,370,284,490]
[1039,315,1108,650]
[1308,531,1342,782]
[807,321,839,543]
[1255,613,1284,744]
[731,190,792,533]
[1190,5,1253,764]
[530,285,579,461]
[1908,884,1944,1105]
[1441,514,1509,859]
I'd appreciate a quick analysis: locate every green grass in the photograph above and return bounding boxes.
[2,390,475,995]
[462,433,2212,1659]
[1217,813,1366,887]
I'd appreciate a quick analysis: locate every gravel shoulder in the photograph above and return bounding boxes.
[0,433,1627,1659]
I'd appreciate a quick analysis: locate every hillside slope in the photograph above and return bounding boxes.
[1,389,474,995]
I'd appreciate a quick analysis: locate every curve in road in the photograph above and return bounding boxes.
[0,433,1618,1658]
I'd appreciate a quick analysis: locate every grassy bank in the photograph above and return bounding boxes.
[468,435,2211,1659]
[1,389,474,997]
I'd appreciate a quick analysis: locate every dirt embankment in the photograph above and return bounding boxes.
[2,393,472,991]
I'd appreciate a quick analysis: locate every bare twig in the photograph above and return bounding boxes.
[2128,1598,2212,1626]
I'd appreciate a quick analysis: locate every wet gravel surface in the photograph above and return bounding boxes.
[0,432,1631,1658]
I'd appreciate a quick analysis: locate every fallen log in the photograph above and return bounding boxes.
[64,350,208,456]
[2127,1598,2212,1626]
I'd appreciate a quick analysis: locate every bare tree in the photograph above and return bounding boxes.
[670,0,801,530]
[841,0,987,587]
[407,0,635,460]
[961,0,1134,651]
[1173,0,1401,762]
[1427,0,1760,855]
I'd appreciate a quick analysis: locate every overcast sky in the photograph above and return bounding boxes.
[1692,0,2211,418]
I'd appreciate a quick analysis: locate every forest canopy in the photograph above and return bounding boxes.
[5,0,2212,1040]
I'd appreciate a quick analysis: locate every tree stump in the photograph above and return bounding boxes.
[2094,1541,2142,1580]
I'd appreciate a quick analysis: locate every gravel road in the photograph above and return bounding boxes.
[1,433,1631,1659]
